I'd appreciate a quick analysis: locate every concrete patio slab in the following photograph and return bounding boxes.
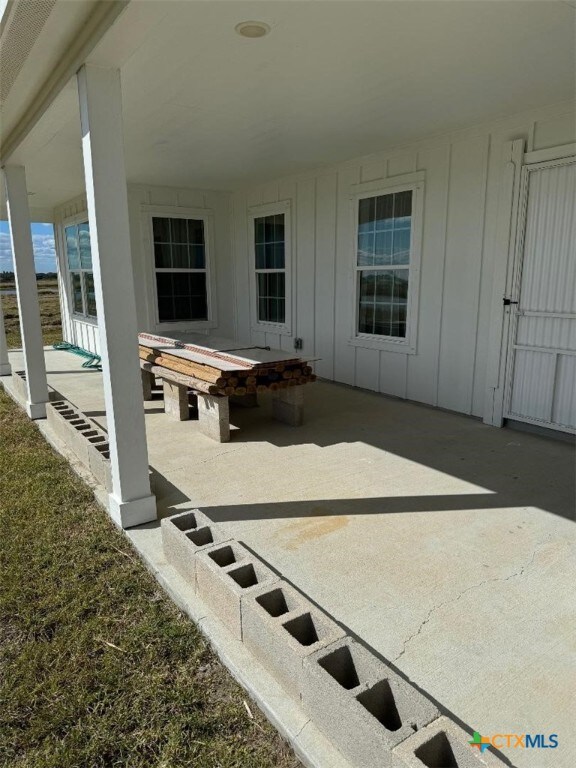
[3,346,575,768]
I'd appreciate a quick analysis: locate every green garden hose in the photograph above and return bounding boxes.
[52,341,101,369]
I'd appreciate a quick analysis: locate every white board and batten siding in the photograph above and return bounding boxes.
[231,102,576,419]
[53,183,235,356]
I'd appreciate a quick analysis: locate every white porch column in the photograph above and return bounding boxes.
[3,165,48,417]
[77,64,156,528]
[0,295,11,376]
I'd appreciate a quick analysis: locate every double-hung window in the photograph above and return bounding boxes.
[152,215,209,323]
[65,222,96,318]
[251,202,291,331]
[353,182,421,351]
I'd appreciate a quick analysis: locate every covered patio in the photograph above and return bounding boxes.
[3,344,575,767]
[1,1,575,765]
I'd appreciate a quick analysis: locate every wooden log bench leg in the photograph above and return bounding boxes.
[141,368,155,401]
[163,379,189,421]
[272,385,304,426]
[197,394,230,442]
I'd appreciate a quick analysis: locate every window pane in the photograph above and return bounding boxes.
[153,217,170,242]
[173,272,191,296]
[154,243,172,268]
[254,219,266,245]
[264,244,275,269]
[264,215,275,242]
[357,233,374,267]
[374,302,392,336]
[273,243,285,269]
[392,229,411,265]
[84,272,97,317]
[394,190,412,227]
[393,269,409,299]
[70,272,83,313]
[273,214,285,243]
[158,297,174,322]
[374,231,393,265]
[255,244,266,269]
[188,219,205,245]
[190,245,205,269]
[65,226,80,269]
[156,273,174,322]
[170,218,188,244]
[172,244,189,269]
[358,197,375,233]
[78,222,92,269]
[174,297,192,320]
[375,194,394,231]
[190,273,208,319]
[156,272,173,295]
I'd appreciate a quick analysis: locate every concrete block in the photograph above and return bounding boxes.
[272,385,304,426]
[161,509,229,588]
[197,394,230,442]
[302,637,439,768]
[87,438,112,491]
[141,368,155,401]
[12,370,28,401]
[46,401,70,440]
[163,379,189,420]
[67,418,95,464]
[241,581,346,700]
[46,401,112,490]
[393,716,507,767]
[196,541,279,640]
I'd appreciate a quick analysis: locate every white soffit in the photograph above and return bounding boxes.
[5,0,576,209]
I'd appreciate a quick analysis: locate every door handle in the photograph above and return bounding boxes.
[503,298,519,306]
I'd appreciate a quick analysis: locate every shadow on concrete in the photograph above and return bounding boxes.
[149,466,191,517]
[206,384,576,522]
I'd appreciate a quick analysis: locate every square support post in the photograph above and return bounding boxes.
[197,394,230,442]
[141,368,154,401]
[0,295,11,376]
[3,165,49,417]
[162,379,189,420]
[272,385,304,426]
[77,64,156,528]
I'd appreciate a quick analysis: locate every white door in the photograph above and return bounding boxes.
[504,158,576,434]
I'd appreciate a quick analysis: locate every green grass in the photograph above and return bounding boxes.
[1,280,62,348]
[0,390,299,768]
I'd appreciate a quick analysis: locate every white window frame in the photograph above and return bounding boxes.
[348,173,424,355]
[62,212,97,324]
[142,205,217,332]
[249,200,292,336]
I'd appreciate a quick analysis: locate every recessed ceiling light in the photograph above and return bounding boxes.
[235,21,270,39]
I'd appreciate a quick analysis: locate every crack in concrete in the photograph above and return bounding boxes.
[293,718,311,740]
[392,546,543,664]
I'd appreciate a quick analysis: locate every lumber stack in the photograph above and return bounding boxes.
[137,333,316,397]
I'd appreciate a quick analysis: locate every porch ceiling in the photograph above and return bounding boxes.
[3,0,576,211]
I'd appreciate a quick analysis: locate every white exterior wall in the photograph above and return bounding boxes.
[231,102,575,418]
[51,101,574,422]
[53,183,234,354]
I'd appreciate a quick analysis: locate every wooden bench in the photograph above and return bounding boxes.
[140,361,304,443]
